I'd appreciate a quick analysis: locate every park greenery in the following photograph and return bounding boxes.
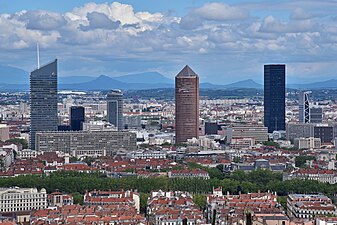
[0,168,337,210]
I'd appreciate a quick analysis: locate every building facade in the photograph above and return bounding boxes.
[226,124,268,143]
[70,106,85,131]
[35,130,136,157]
[175,65,199,143]
[264,64,286,133]
[294,137,321,149]
[107,90,124,130]
[310,107,323,123]
[287,194,337,219]
[0,187,47,213]
[0,124,9,142]
[30,60,58,150]
[299,91,310,123]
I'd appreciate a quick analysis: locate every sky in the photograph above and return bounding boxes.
[1,0,337,84]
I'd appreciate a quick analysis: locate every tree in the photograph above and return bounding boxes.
[193,194,207,210]
[72,192,83,205]
[262,141,280,148]
[295,155,315,168]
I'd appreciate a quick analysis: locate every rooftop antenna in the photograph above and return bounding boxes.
[37,43,40,69]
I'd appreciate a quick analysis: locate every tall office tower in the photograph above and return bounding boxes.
[299,91,310,123]
[30,59,58,150]
[70,106,85,131]
[264,64,286,133]
[310,107,323,123]
[107,90,124,130]
[175,65,199,143]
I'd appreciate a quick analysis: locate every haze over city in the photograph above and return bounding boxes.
[1,0,337,83]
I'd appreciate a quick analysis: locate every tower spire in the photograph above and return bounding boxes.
[37,43,40,69]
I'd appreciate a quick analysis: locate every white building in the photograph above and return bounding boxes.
[294,137,321,149]
[0,187,47,222]
[287,194,337,219]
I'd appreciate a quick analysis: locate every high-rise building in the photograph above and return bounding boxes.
[30,59,58,150]
[264,64,286,133]
[310,107,323,123]
[70,106,85,131]
[299,91,310,123]
[175,65,199,143]
[107,90,123,130]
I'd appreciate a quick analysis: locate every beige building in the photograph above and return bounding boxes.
[294,137,321,149]
[0,124,9,141]
[0,187,47,223]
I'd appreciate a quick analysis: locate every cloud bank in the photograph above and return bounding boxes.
[0,1,337,83]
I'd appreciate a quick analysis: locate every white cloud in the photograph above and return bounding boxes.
[0,1,337,82]
[193,2,249,21]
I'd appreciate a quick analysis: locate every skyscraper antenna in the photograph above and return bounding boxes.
[37,43,40,69]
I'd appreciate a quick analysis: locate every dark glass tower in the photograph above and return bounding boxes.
[107,90,123,130]
[70,106,85,131]
[30,59,58,150]
[264,64,286,133]
[299,91,310,123]
[175,65,199,143]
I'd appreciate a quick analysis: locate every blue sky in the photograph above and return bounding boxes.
[0,0,337,84]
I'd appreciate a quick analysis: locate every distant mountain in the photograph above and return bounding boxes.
[200,79,263,89]
[0,65,29,84]
[224,79,263,89]
[287,79,337,89]
[59,76,96,84]
[113,72,173,84]
[59,75,173,90]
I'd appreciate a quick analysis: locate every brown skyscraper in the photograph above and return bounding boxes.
[175,65,199,143]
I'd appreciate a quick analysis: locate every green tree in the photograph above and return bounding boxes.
[295,155,315,168]
[72,192,83,205]
[193,194,207,210]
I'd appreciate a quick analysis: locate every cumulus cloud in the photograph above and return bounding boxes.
[180,2,249,30]
[14,10,67,31]
[0,1,336,82]
[79,12,120,31]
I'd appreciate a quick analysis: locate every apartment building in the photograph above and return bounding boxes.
[35,130,136,157]
[287,194,337,219]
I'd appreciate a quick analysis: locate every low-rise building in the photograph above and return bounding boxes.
[47,192,73,208]
[147,190,206,225]
[168,169,210,179]
[0,187,47,223]
[84,190,140,213]
[294,137,321,149]
[207,187,280,225]
[283,169,337,184]
[287,194,337,219]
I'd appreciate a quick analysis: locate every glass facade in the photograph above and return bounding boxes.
[70,106,85,131]
[107,90,124,130]
[30,59,58,150]
[264,64,286,133]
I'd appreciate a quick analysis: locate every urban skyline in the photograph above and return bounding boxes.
[2,1,337,224]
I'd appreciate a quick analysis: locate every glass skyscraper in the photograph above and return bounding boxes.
[299,91,310,123]
[70,106,85,131]
[30,59,58,150]
[107,90,124,130]
[264,64,286,133]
